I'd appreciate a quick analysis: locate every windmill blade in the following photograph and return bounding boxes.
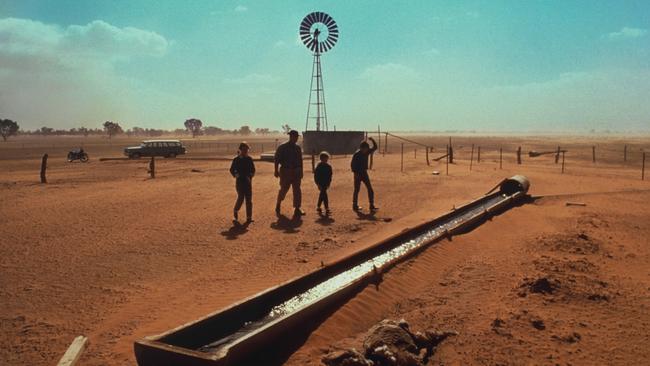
[328,32,339,41]
[300,24,311,33]
[328,24,338,33]
[324,38,336,49]
[323,15,335,27]
[307,12,317,25]
[315,12,324,23]
[309,39,318,52]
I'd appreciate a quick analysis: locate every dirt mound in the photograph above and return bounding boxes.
[537,232,603,255]
[520,277,559,295]
[322,319,456,366]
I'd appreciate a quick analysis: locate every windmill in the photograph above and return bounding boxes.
[300,11,338,132]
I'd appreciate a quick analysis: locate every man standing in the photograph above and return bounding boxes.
[275,130,305,217]
[351,137,378,212]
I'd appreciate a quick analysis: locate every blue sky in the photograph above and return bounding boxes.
[1,1,649,132]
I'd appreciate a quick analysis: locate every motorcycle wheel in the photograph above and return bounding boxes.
[80,154,89,163]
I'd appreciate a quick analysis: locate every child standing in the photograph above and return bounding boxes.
[230,142,255,223]
[313,151,333,215]
[350,137,378,212]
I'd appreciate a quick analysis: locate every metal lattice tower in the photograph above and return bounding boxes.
[300,12,338,131]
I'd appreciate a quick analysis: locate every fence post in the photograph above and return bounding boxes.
[446,145,449,175]
[499,148,503,169]
[448,137,454,163]
[384,133,388,155]
[561,151,566,174]
[40,154,48,183]
[414,148,417,159]
[592,146,596,163]
[149,157,155,178]
[426,148,430,166]
[517,146,522,165]
[377,125,381,152]
[555,146,560,164]
[470,144,474,171]
[477,146,481,163]
[400,143,404,172]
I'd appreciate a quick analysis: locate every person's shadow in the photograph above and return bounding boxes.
[271,214,302,233]
[355,210,378,221]
[315,213,335,226]
[220,221,250,240]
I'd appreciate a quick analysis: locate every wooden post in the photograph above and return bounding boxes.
[149,157,155,178]
[414,148,417,159]
[592,146,596,163]
[561,151,566,173]
[499,148,503,169]
[642,152,646,181]
[469,144,474,171]
[426,148,430,166]
[555,146,561,164]
[400,143,404,172]
[40,154,48,183]
[477,146,481,163]
[448,137,454,163]
[624,145,627,162]
[384,132,388,155]
[446,145,449,175]
[377,125,381,152]
[57,335,88,366]
[517,146,522,165]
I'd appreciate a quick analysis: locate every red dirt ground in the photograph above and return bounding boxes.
[1,135,648,365]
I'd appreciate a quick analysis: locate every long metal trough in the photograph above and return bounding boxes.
[134,175,531,366]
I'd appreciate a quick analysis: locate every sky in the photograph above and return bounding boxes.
[0,0,649,133]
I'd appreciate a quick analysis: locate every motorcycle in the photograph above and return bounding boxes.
[68,148,89,163]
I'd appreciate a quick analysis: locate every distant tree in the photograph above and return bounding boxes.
[204,126,224,136]
[39,126,54,136]
[103,121,123,139]
[255,128,270,135]
[0,119,19,141]
[79,127,89,137]
[281,124,292,134]
[184,118,203,138]
[239,125,252,136]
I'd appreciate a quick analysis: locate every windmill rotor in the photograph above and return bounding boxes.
[300,11,338,53]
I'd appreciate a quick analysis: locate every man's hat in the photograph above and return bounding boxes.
[288,130,300,136]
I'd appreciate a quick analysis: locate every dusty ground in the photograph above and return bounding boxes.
[0,134,648,365]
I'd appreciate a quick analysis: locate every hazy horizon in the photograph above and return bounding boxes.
[1,1,649,132]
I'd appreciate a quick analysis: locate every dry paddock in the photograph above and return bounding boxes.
[1,134,649,365]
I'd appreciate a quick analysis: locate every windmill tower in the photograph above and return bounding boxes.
[300,12,339,132]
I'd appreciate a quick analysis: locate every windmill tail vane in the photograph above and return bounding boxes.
[300,11,338,131]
